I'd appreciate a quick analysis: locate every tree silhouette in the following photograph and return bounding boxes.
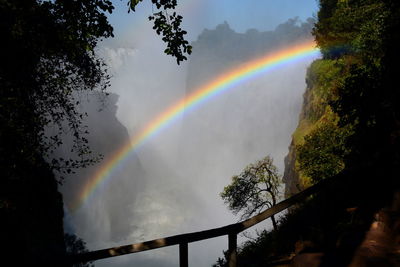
[221,156,281,230]
[0,0,191,265]
[65,234,94,267]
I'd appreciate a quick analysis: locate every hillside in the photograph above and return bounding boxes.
[284,0,400,198]
[215,0,400,265]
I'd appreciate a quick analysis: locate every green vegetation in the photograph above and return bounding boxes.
[215,175,372,266]
[129,0,192,64]
[291,0,400,188]
[297,118,351,183]
[217,0,400,265]
[0,0,190,265]
[291,60,349,186]
[221,156,281,229]
[1,1,115,264]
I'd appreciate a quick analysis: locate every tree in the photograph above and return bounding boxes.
[297,120,351,183]
[221,156,281,230]
[0,0,191,265]
[1,1,116,264]
[1,0,191,177]
[313,0,400,189]
[64,234,94,267]
[129,0,192,64]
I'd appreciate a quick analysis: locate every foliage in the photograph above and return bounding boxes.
[65,233,94,267]
[128,0,192,64]
[292,59,345,145]
[314,0,387,59]
[221,156,281,221]
[291,58,349,187]
[306,59,344,102]
[302,59,345,123]
[313,0,400,188]
[1,0,192,178]
[291,0,400,189]
[215,174,377,267]
[0,0,116,178]
[0,0,191,265]
[0,0,115,264]
[218,0,400,265]
[297,118,351,183]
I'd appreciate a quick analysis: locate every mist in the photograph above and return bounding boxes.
[59,1,319,266]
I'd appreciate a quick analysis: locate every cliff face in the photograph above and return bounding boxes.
[282,58,348,197]
[58,93,146,243]
[282,78,312,198]
[282,141,300,197]
[282,70,315,197]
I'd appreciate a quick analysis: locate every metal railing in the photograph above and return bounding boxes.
[68,177,332,267]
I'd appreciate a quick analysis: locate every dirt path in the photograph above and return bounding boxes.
[348,193,400,267]
[289,193,400,267]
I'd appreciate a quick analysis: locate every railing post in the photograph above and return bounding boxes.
[179,243,188,267]
[69,178,332,265]
[228,233,237,267]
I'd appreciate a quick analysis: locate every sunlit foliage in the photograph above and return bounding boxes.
[292,0,400,189]
[297,119,352,183]
[217,0,400,265]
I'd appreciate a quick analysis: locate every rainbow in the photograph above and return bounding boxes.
[72,40,320,211]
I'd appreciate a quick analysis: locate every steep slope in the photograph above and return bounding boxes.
[215,1,400,265]
[284,0,400,199]
[283,58,349,196]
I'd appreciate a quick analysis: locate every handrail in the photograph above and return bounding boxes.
[68,176,334,266]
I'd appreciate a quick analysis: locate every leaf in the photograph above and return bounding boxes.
[129,0,144,12]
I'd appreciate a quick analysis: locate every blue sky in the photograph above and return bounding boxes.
[107,0,319,40]
[197,0,319,32]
